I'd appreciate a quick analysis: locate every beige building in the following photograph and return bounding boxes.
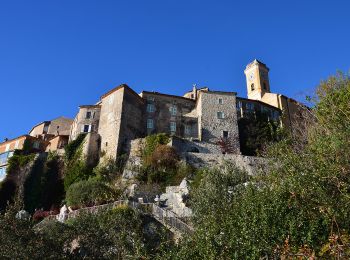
[244,59,307,130]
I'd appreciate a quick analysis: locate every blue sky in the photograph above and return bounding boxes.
[1,0,349,140]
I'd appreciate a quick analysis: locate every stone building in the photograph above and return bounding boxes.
[0,135,46,181]
[66,59,307,162]
[244,59,306,130]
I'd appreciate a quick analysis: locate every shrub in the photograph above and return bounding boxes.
[146,145,179,170]
[143,133,170,159]
[63,134,94,190]
[65,178,120,207]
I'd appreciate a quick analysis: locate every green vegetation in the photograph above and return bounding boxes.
[161,72,350,259]
[0,202,171,259]
[238,110,283,156]
[143,133,170,159]
[137,134,193,187]
[63,134,94,190]
[65,177,121,207]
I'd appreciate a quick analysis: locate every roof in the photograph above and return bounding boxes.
[245,59,269,71]
[141,91,196,102]
[100,84,144,102]
[79,105,101,109]
[199,89,237,96]
[236,96,282,111]
[28,116,73,135]
[0,135,30,146]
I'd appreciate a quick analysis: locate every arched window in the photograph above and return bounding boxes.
[251,83,255,91]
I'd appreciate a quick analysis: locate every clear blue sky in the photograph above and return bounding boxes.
[1,0,349,141]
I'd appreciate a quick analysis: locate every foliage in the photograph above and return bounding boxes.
[65,177,120,207]
[143,133,170,159]
[0,203,171,259]
[23,154,64,213]
[162,72,350,259]
[6,153,35,175]
[64,133,86,162]
[63,134,94,190]
[145,144,179,170]
[238,111,283,156]
[93,154,128,182]
[216,136,237,154]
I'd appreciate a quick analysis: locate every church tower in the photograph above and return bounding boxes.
[244,59,270,100]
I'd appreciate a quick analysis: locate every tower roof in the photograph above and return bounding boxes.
[245,59,269,71]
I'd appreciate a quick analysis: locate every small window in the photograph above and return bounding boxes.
[251,83,255,91]
[147,119,154,129]
[247,103,255,110]
[218,98,223,104]
[33,141,40,149]
[86,111,92,119]
[147,104,155,113]
[170,105,177,116]
[191,94,194,99]
[236,101,242,109]
[223,131,229,138]
[147,96,154,102]
[217,112,225,119]
[82,125,90,133]
[263,82,267,90]
[170,122,176,132]
[185,125,191,135]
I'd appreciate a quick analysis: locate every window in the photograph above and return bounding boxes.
[217,112,225,119]
[247,103,255,110]
[0,167,6,181]
[218,98,223,104]
[33,141,40,149]
[191,94,194,99]
[147,96,154,102]
[185,125,191,135]
[263,82,267,90]
[170,105,177,116]
[170,122,176,132]
[223,131,229,138]
[86,111,92,119]
[147,104,155,113]
[82,125,90,133]
[251,83,255,91]
[236,101,242,109]
[147,119,154,129]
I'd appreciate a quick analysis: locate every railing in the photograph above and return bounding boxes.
[36,200,194,235]
[152,204,194,235]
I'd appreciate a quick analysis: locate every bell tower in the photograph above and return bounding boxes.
[244,59,270,100]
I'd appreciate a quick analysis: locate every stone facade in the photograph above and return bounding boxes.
[70,105,101,141]
[64,59,306,163]
[29,117,73,140]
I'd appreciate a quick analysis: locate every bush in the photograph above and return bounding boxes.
[63,134,94,190]
[146,145,179,170]
[65,178,120,207]
[143,133,170,159]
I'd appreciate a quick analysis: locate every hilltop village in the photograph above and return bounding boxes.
[0,59,305,181]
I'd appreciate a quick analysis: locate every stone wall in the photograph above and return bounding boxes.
[184,152,268,176]
[197,91,240,154]
[140,92,198,138]
[81,133,100,167]
[118,88,145,154]
[70,106,101,141]
[98,87,124,159]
